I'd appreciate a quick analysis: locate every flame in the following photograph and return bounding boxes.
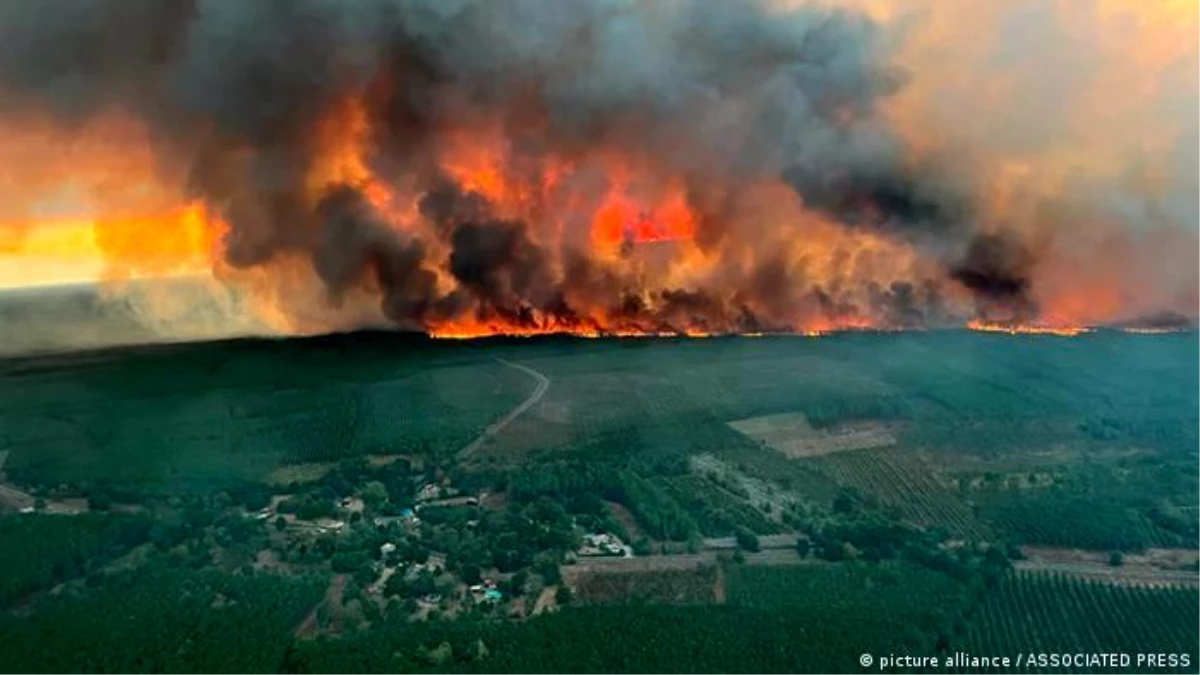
[307,95,396,213]
[0,1,1194,344]
[967,320,1092,337]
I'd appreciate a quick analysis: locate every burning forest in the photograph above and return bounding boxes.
[0,0,1196,341]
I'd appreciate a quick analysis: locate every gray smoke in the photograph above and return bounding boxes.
[0,0,1191,332]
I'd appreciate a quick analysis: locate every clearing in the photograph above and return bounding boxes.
[567,562,720,604]
[728,412,895,458]
[690,453,800,525]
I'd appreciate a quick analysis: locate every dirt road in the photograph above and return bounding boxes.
[458,358,549,458]
[1015,546,1199,588]
[565,547,809,580]
[702,534,799,551]
[0,483,34,511]
[295,574,348,638]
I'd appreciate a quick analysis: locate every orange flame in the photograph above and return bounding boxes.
[2,0,1195,342]
[967,320,1092,337]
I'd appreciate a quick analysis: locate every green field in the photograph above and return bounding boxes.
[962,571,1199,674]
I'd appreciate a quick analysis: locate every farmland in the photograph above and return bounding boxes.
[814,448,992,540]
[962,571,1198,673]
[0,329,1196,672]
[725,561,972,663]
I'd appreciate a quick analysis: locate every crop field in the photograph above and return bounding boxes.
[813,448,993,540]
[975,492,1184,551]
[726,561,970,668]
[961,571,1199,673]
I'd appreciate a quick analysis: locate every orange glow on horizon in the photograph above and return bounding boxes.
[967,320,1092,337]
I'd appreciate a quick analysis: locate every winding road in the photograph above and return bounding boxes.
[457,358,550,458]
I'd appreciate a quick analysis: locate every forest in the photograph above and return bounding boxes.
[0,330,1196,673]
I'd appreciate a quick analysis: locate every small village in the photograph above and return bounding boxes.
[242,457,637,631]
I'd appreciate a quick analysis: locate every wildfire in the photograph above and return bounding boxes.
[966,320,1093,337]
[0,0,1194,351]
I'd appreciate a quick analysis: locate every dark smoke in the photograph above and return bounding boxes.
[0,0,1186,333]
[449,220,553,315]
[950,233,1036,321]
[313,186,440,327]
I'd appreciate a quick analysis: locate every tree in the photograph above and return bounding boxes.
[833,492,855,515]
[734,526,760,553]
[795,537,811,558]
[353,561,378,588]
[360,481,389,512]
[297,497,333,521]
[507,570,529,596]
[90,493,112,512]
[274,516,287,532]
[240,488,271,512]
[460,564,482,586]
[1109,551,1125,567]
[555,585,573,605]
[537,560,562,585]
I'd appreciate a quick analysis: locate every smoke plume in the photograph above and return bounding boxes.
[0,0,1194,338]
